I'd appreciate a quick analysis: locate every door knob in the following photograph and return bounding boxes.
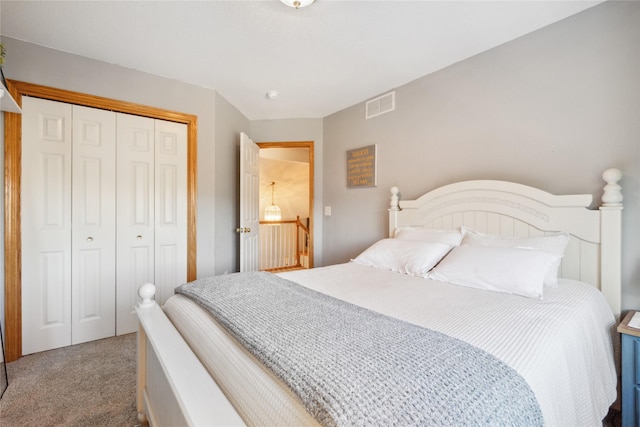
[137,235,143,240]
[87,237,93,242]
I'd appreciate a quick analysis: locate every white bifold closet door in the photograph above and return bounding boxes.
[22,98,117,354]
[21,97,187,355]
[22,97,74,355]
[116,114,187,335]
[71,105,118,345]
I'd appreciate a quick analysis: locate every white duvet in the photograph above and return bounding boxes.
[163,262,617,427]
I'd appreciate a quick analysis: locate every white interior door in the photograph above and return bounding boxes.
[239,132,260,272]
[71,105,117,345]
[153,120,187,304]
[22,97,73,355]
[116,113,155,335]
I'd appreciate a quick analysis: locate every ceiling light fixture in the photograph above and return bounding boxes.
[266,90,279,100]
[264,181,282,222]
[280,0,316,9]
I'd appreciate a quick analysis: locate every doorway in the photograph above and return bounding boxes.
[257,142,314,271]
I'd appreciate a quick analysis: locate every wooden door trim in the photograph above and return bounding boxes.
[256,141,314,268]
[3,80,198,361]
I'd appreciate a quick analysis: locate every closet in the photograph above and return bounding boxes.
[21,96,187,355]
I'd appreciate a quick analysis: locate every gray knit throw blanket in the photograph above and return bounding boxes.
[176,271,543,427]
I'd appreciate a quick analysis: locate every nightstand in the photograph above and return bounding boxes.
[618,311,640,427]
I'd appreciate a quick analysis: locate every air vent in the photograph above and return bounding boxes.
[366,91,395,120]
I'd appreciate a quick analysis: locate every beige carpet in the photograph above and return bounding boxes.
[0,333,139,426]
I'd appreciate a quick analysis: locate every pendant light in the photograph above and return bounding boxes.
[264,181,282,221]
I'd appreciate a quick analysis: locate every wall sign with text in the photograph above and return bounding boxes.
[347,144,377,188]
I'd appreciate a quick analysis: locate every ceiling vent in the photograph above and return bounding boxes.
[366,91,395,120]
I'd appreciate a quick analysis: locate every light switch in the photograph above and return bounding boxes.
[324,206,332,216]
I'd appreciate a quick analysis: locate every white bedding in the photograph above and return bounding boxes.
[163,262,617,427]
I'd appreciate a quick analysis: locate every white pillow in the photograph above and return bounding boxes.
[428,245,561,299]
[394,227,463,246]
[461,227,569,287]
[351,238,452,278]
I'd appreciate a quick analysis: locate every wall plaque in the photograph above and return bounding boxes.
[347,144,377,188]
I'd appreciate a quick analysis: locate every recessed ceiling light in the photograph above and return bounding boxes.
[280,0,316,9]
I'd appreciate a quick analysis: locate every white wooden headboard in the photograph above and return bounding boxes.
[388,169,623,319]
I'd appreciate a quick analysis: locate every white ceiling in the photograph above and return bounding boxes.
[1,0,603,120]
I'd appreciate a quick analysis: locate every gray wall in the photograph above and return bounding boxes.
[323,1,640,310]
[214,93,250,275]
[2,0,638,311]
[0,37,232,279]
[0,38,324,280]
[250,119,325,266]
[0,1,324,291]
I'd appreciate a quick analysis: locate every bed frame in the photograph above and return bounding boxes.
[135,168,623,426]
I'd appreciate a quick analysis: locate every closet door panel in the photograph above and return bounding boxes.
[116,113,155,335]
[21,97,73,355]
[154,120,187,304]
[71,105,117,345]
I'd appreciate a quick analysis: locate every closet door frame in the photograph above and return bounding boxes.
[3,80,198,362]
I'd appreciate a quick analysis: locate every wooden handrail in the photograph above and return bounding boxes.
[259,216,309,234]
[259,219,297,225]
[296,215,310,234]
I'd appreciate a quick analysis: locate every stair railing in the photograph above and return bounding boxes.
[259,216,310,271]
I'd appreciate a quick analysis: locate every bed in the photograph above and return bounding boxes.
[135,168,623,427]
